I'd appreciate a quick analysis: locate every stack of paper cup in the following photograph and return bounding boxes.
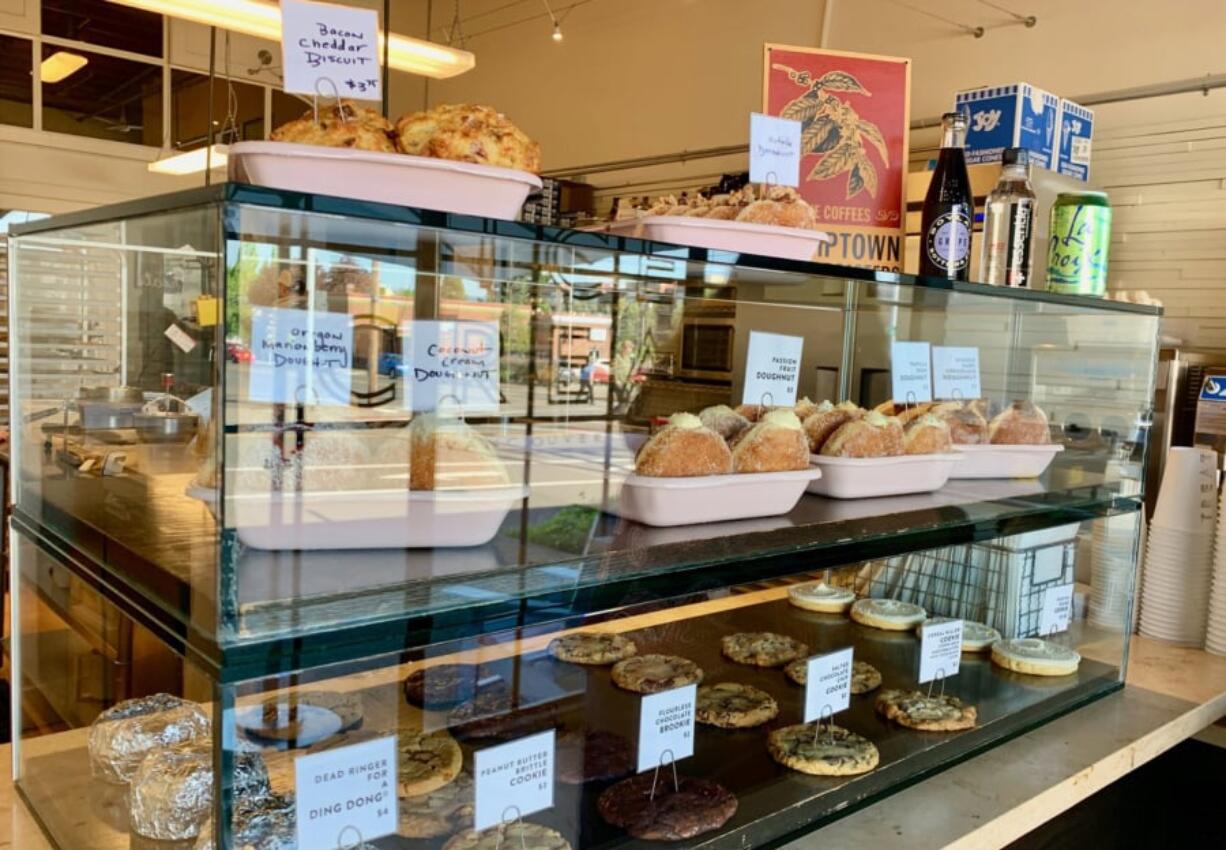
[1138,446,1218,644]
[1089,461,1143,631]
[1205,489,1226,655]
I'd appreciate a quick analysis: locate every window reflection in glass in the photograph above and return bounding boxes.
[41,45,161,144]
[41,0,163,58]
[0,35,34,128]
[170,69,266,150]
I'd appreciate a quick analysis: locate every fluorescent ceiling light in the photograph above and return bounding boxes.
[41,51,89,83]
[107,0,475,79]
[148,144,229,175]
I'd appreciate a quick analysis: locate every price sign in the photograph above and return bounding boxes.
[803,648,853,722]
[890,341,932,403]
[918,619,963,683]
[742,331,804,406]
[164,323,196,353]
[1039,584,1075,635]
[281,0,381,100]
[293,734,396,850]
[636,684,696,772]
[473,730,555,831]
[249,306,353,406]
[750,113,802,187]
[402,320,500,413]
[932,346,981,400]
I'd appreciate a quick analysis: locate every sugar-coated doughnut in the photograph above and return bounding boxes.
[731,410,810,473]
[820,411,903,458]
[989,401,1050,445]
[635,413,733,477]
[802,401,863,453]
[698,404,752,442]
[902,414,953,455]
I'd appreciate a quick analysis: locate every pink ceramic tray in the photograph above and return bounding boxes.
[601,216,833,261]
[228,141,542,220]
[949,444,1064,479]
[186,484,527,549]
[608,468,822,527]
[806,453,963,499]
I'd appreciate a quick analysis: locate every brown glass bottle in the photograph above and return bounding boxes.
[919,112,974,280]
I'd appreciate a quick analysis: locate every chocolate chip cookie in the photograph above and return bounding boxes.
[721,632,808,667]
[695,683,778,729]
[597,773,737,841]
[874,688,977,731]
[767,723,879,776]
[610,654,704,694]
[399,772,474,838]
[548,632,637,665]
[443,822,571,850]
[783,659,882,694]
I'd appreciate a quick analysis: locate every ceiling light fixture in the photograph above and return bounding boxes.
[542,0,563,41]
[148,144,229,175]
[552,22,563,41]
[106,0,475,78]
[41,51,88,83]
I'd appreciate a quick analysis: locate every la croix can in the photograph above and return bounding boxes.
[1046,191,1111,296]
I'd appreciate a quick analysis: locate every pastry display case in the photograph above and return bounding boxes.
[7,184,1160,850]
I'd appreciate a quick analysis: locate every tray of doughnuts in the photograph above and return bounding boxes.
[798,399,964,499]
[937,400,1064,479]
[607,409,821,527]
[596,186,833,261]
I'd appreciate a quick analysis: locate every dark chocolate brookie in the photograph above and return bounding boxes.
[403,664,483,710]
[556,729,633,785]
[597,772,737,841]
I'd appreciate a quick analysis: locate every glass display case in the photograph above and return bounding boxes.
[7,184,1160,850]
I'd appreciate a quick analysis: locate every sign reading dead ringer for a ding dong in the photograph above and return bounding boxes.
[401,321,500,413]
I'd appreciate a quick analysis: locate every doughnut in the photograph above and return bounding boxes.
[731,410,810,473]
[635,413,733,477]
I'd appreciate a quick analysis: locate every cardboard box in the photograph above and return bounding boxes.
[955,83,1060,169]
[1056,99,1094,182]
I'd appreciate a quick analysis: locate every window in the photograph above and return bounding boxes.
[170,70,267,150]
[40,44,163,144]
[41,0,163,58]
[0,35,34,129]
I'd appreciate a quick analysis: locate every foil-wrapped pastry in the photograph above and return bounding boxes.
[87,694,210,784]
[130,743,271,841]
[194,792,378,850]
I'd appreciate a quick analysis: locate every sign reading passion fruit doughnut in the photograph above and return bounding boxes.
[763,45,911,272]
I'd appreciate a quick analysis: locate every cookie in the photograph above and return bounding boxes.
[849,598,927,631]
[874,688,977,731]
[611,654,704,694]
[556,729,633,785]
[308,727,463,797]
[695,683,778,729]
[783,659,881,695]
[916,618,1002,652]
[597,773,737,841]
[399,772,474,838]
[991,637,1081,676]
[548,632,637,665]
[767,723,879,776]
[447,681,558,741]
[443,822,571,850]
[721,632,808,667]
[787,581,856,613]
[241,690,363,744]
[404,664,484,710]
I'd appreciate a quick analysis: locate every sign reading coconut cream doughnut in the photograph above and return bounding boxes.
[402,320,500,413]
[743,331,804,406]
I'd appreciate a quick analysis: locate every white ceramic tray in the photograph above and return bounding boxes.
[806,453,963,499]
[186,484,527,549]
[607,468,821,527]
[949,444,1064,479]
[228,141,542,220]
[600,216,833,261]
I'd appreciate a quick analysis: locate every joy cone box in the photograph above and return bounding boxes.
[763,44,911,272]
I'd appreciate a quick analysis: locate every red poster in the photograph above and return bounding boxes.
[763,44,911,272]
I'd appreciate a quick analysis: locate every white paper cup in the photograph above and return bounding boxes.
[1152,446,1219,533]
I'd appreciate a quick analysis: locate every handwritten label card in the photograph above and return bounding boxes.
[637,684,696,773]
[249,307,353,406]
[281,0,381,99]
[1039,584,1075,635]
[403,320,500,413]
[294,734,396,850]
[932,346,982,400]
[918,619,963,683]
[750,113,802,187]
[473,730,555,831]
[890,341,933,403]
[804,648,853,722]
[742,330,804,406]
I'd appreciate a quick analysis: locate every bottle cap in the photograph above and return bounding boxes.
[1002,148,1029,166]
[942,111,968,128]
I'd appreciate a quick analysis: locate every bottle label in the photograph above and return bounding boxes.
[1004,202,1033,287]
[926,211,971,271]
[1047,204,1111,295]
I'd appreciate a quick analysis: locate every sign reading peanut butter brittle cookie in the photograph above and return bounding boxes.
[473,730,555,830]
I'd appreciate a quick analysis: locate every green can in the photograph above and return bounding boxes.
[1046,191,1111,296]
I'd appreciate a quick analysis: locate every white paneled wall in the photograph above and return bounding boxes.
[1096,113,1226,347]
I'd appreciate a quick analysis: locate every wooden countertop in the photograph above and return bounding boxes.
[2,636,1225,850]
